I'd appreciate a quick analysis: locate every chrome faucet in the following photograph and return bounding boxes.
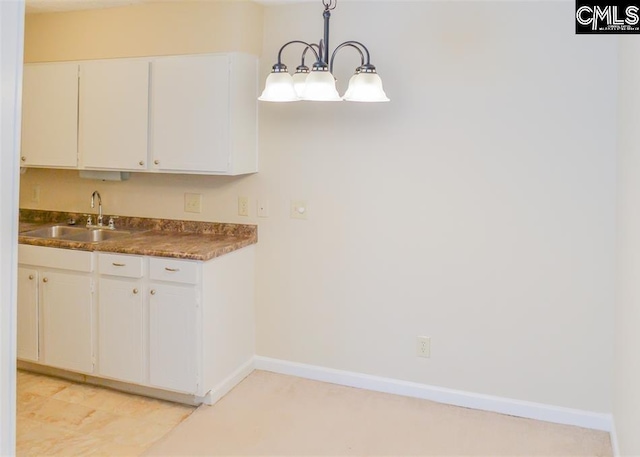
[91,190,103,227]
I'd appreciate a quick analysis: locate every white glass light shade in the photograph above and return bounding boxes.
[342,72,390,102]
[301,70,342,102]
[292,72,309,98]
[258,72,299,102]
[341,73,359,100]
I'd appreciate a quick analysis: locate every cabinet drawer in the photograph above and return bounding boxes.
[19,244,94,272]
[149,258,199,284]
[99,253,144,278]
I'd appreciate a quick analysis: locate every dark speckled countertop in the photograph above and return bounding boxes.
[19,210,257,261]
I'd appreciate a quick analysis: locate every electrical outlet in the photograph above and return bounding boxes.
[31,185,40,203]
[417,336,431,358]
[184,193,202,213]
[238,196,249,216]
[257,199,269,217]
[290,200,308,220]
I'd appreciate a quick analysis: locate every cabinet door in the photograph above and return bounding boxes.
[21,63,79,167]
[149,283,197,393]
[150,55,230,172]
[42,271,94,373]
[17,268,38,362]
[98,277,145,384]
[79,60,149,170]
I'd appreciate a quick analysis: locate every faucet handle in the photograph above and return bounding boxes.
[83,214,93,227]
[107,216,119,230]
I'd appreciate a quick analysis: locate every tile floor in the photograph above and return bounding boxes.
[16,370,195,456]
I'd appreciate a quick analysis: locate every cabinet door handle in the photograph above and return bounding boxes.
[28,274,34,280]
[112,263,126,267]
[154,160,160,165]
[139,160,145,166]
[150,289,156,295]
[165,267,180,272]
[133,288,139,294]
[21,156,26,162]
[42,278,48,283]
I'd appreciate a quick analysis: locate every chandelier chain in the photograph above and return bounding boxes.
[322,0,337,11]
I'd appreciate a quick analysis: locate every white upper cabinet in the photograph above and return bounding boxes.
[21,63,79,168]
[21,54,257,175]
[150,54,258,175]
[79,60,149,171]
[151,55,230,173]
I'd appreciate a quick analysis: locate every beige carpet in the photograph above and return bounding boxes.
[144,370,612,456]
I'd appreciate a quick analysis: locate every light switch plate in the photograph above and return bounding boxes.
[185,193,202,213]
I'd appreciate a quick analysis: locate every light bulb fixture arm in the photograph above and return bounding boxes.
[300,43,321,68]
[329,41,367,74]
[273,40,321,71]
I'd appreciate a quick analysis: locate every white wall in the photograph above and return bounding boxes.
[614,37,640,456]
[1,0,25,453]
[254,0,617,413]
[19,1,617,413]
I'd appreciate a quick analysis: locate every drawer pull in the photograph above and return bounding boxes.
[133,288,139,294]
[28,274,34,280]
[112,262,126,267]
[165,267,180,272]
[150,289,156,295]
[43,278,48,283]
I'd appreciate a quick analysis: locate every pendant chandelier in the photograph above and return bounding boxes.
[259,0,389,103]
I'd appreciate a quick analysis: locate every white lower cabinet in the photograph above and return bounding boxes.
[18,244,255,402]
[148,257,199,393]
[17,267,39,362]
[18,245,95,374]
[97,253,145,384]
[149,283,197,393]
[98,277,145,383]
[42,270,94,373]
[98,278,145,384]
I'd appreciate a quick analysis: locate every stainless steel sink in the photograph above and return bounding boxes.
[21,225,132,243]
[21,225,87,239]
[66,229,131,243]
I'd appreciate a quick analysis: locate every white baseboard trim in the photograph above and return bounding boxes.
[610,417,620,456]
[204,357,255,405]
[254,356,613,432]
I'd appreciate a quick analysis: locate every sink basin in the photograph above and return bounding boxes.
[21,225,86,239]
[66,229,131,243]
[21,225,132,243]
